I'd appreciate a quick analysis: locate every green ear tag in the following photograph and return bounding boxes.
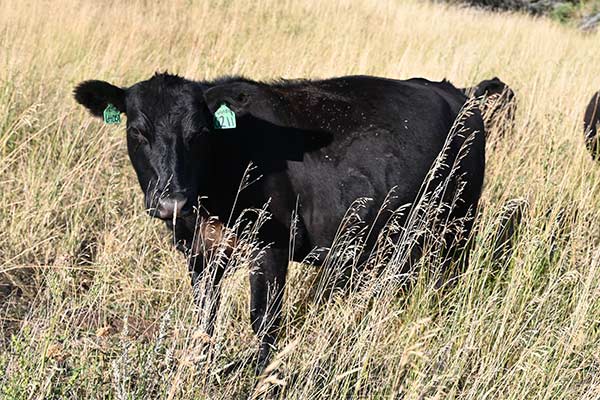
[103,103,121,125]
[214,104,236,129]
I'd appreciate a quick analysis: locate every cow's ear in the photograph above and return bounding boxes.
[203,82,295,128]
[73,80,126,117]
[203,81,333,158]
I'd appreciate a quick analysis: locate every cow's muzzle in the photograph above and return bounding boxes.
[154,193,191,220]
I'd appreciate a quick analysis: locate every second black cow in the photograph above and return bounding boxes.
[74,73,486,372]
[584,91,600,160]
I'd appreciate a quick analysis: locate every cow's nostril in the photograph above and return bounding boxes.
[157,196,188,220]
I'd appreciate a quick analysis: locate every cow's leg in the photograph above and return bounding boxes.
[190,252,226,336]
[187,218,236,335]
[250,247,288,374]
[171,219,223,333]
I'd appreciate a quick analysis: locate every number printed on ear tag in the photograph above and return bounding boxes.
[103,103,121,125]
[214,104,236,129]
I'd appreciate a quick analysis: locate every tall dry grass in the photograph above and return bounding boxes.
[1,0,600,398]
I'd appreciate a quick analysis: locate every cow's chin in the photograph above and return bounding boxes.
[180,211,203,231]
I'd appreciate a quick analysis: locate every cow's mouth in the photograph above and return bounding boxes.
[171,204,210,230]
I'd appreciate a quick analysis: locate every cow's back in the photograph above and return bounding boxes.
[282,76,485,256]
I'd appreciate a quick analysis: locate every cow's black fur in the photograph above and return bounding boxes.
[584,91,600,160]
[74,73,486,372]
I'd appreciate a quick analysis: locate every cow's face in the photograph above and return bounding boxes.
[74,74,211,221]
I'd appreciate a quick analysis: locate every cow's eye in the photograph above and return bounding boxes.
[130,128,149,144]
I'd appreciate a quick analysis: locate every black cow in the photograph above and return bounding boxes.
[461,77,516,140]
[74,73,485,372]
[584,91,600,160]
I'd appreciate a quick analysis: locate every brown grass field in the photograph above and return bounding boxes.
[1,0,600,398]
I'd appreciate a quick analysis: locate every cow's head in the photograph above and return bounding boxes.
[74,73,212,222]
[74,73,332,224]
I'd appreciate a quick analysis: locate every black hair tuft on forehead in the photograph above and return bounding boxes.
[150,71,187,86]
